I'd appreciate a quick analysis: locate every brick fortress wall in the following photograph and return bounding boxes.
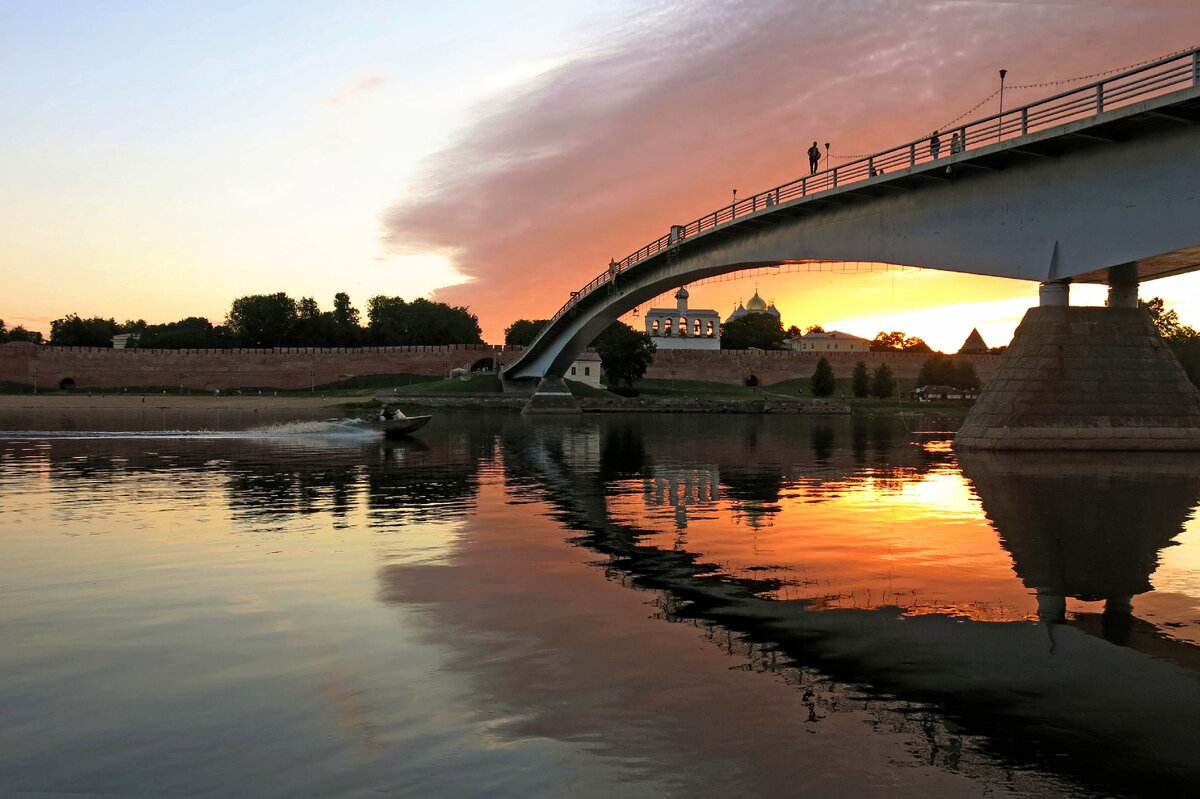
[645,348,998,385]
[0,342,997,391]
[0,343,520,391]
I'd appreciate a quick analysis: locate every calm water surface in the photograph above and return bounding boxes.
[3,409,1200,798]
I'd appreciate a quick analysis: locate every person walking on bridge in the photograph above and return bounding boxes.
[808,141,821,174]
[929,131,941,159]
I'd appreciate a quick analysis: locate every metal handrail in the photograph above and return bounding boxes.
[540,46,1200,331]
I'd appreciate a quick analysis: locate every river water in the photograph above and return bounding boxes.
[3,408,1200,798]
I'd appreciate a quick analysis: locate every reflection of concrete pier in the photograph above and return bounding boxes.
[520,429,1200,794]
[960,451,1200,660]
[959,451,1200,604]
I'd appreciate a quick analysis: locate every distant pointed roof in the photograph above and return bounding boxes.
[745,291,768,312]
[957,328,989,354]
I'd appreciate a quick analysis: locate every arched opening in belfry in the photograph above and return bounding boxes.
[678,317,688,335]
[59,377,76,391]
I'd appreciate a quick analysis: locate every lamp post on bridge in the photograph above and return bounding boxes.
[998,69,1007,142]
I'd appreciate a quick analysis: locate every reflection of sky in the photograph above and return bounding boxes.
[607,462,1030,621]
[9,425,1200,796]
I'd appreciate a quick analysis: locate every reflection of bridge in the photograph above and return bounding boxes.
[509,420,1200,795]
[505,48,1200,382]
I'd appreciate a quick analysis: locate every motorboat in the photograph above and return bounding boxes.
[367,409,432,438]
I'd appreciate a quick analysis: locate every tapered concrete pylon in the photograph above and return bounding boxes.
[521,376,582,414]
[954,305,1200,450]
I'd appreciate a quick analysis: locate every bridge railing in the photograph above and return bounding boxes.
[538,46,1200,332]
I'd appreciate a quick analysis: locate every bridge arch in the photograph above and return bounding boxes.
[504,50,1200,383]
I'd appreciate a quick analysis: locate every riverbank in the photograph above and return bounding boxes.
[0,389,976,423]
[0,393,355,412]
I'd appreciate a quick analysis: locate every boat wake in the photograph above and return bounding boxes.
[0,418,384,441]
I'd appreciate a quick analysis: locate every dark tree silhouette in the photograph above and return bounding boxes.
[851,361,870,398]
[811,357,836,397]
[593,320,656,388]
[869,364,895,398]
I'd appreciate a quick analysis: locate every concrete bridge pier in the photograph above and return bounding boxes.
[521,376,582,414]
[955,266,1200,450]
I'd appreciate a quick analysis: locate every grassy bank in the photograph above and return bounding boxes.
[0,372,977,423]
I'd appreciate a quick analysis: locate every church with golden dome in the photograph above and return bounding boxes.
[724,290,780,324]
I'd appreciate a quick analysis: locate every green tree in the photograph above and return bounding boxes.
[366,296,483,346]
[721,313,786,350]
[331,292,362,347]
[917,354,955,386]
[505,318,551,346]
[1141,297,1184,339]
[133,317,226,349]
[227,292,298,347]
[953,360,980,390]
[811,357,835,397]
[1142,297,1200,387]
[292,297,327,347]
[592,320,656,389]
[917,355,980,389]
[869,363,895,398]
[851,360,870,398]
[49,314,119,347]
[870,331,933,353]
[3,323,44,344]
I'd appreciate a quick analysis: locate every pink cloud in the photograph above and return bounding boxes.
[381,0,1200,341]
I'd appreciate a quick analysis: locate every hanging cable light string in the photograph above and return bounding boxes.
[934,46,1191,132]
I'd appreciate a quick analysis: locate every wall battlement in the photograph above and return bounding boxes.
[0,341,994,392]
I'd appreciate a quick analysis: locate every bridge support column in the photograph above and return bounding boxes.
[955,302,1200,450]
[1039,280,1070,307]
[1107,262,1140,308]
[521,376,582,415]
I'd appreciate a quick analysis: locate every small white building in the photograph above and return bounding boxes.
[788,330,870,353]
[567,351,603,388]
[645,287,721,350]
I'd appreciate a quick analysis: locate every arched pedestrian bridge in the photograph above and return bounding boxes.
[503,48,1200,383]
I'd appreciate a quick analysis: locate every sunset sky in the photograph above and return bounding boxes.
[3,1,1200,351]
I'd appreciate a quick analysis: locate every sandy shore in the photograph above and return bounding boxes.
[0,394,358,412]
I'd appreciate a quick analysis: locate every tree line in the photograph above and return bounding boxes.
[0,319,44,344]
[30,292,484,349]
[1141,297,1200,387]
[507,313,934,354]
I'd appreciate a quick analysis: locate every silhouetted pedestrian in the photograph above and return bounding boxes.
[950,132,962,154]
[929,132,941,159]
[807,141,821,174]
